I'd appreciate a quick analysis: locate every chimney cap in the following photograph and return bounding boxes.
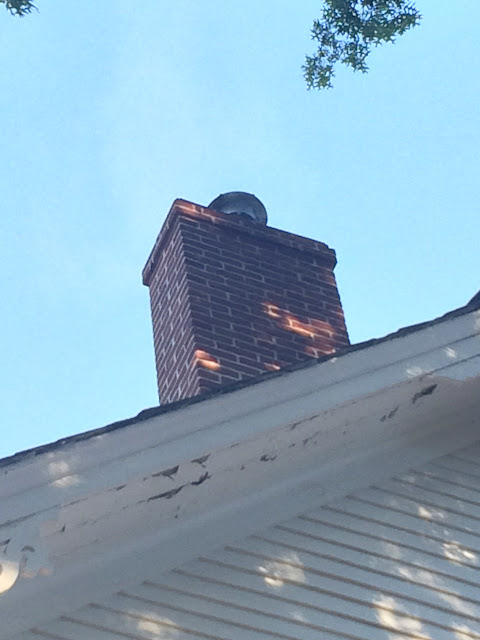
[208,192,268,225]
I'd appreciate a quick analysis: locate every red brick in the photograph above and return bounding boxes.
[144,199,349,404]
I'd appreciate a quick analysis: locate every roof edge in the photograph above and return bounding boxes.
[1,288,479,470]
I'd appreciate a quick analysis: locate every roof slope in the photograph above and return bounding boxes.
[2,290,479,471]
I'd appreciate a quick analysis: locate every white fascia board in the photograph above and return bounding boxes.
[1,308,480,638]
[2,307,479,499]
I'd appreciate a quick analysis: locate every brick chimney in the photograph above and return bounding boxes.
[143,193,349,404]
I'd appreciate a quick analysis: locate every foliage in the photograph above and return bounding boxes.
[303,0,421,90]
[1,0,36,16]
[2,0,421,92]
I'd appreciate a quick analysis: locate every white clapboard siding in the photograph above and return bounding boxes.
[391,469,480,506]
[29,442,480,640]
[276,516,480,582]
[352,485,480,532]
[324,496,480,551]
[447,445,480,464]
[416,460,480,486]
[298,507,480,570]
[429,455,480,479]
[387,473,480,510]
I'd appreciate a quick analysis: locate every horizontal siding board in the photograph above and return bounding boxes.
[276,518,480,584]
[43,607,221,640]
[354,485,480,531]
[390,474,480,510]
[298,509,479,570]
[449,445,480,464]
[420,461,480,487]
[167,560,480,639]
[208,540,480,623]
[323,496,480,552]
[96,592,358,640]
[17,634,69,640]
[429,456,480,481]
[258,526,480,609]
[119,581,428,640]
[382,480,480,522]
[396,469,480,503]
[29,619,117,640]
[150,572,436,637]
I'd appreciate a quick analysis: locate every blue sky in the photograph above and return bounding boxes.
[1,1,479,459]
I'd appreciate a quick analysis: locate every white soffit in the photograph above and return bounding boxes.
[1,306,480,637]
[19,440,480,640]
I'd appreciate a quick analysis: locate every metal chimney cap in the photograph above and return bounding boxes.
[208,192,267,225]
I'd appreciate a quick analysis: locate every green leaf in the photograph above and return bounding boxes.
[303,0,421,90]
[1,0,37,17]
